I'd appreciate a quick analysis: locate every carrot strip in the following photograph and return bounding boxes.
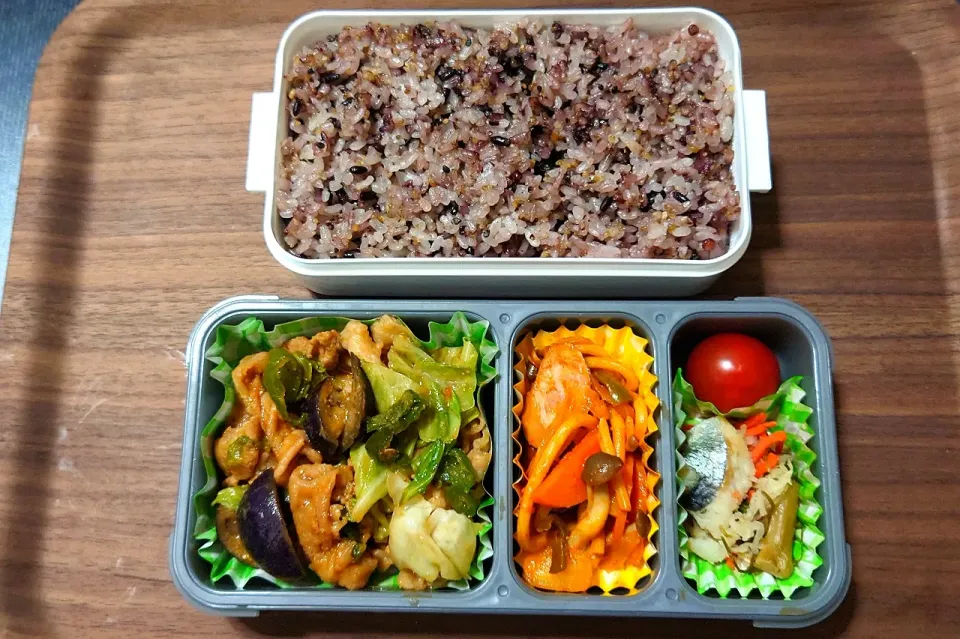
[583,357,639,391]
[751,430,787,463]
[754,459,770,478]
[755,451,782,478]
[611,509,627,544]
[612,476,631,513]
[725,557,737,571]
[620,405,635,441]
[633,404,646,436]
[622,455,635,507]
[617,409,634,503]
[740,413,767,431]
[517,413,598,551]
[532,430,602,508]
[597,418,616,456]
[746,421,777,437]
[765,452,780,469]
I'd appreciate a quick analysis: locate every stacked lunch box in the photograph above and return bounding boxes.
[170,8,850,628]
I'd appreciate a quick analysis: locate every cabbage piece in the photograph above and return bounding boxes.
[388,335,467,442]
[386,474,478,582]
[427,507,476,578]
[419,381,460,443]
[361,360,417,413]
[389,335,477,411]
[348,445,390,522]
[460,406,480,428]
[388,499,456,582]
[431,341,479,382]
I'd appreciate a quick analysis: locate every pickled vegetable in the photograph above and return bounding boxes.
[753,481,800,578]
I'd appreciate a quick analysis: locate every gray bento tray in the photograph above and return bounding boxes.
[170,295,851,628]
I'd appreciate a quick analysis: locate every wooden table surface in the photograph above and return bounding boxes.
[1,0,958,636]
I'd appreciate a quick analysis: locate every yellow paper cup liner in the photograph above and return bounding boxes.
[512,324,660,593]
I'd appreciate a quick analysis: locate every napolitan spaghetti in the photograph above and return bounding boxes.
[512,325,659,593]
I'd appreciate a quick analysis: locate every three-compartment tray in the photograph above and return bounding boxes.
[170,295,850,628]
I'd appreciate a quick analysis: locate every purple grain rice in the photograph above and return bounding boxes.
[278,19,739,259]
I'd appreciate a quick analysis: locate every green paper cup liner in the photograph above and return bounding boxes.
[193,312,498,590]
[673,371,825,599]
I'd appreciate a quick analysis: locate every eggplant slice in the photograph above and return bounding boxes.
[237,471,307,581]
[306,354,366,457]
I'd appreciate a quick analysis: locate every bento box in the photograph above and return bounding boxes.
[245,8,773,298]
[170,296,849,627]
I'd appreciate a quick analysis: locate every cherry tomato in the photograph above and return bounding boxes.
[686,333,780,412]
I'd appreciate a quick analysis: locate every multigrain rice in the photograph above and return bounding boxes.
[278,20,740,259]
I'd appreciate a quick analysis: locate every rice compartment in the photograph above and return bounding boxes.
[279,20,740,260]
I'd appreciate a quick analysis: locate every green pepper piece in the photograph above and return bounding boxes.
[753,481,800,578]
[443,485,481,517]
[263,347,327,425]
[365,390,425,432]
[438,448,477,492]
[595,370,634,405]
[225,435,256,468]
[364,429,397,463]
[394,427,419,464]
[438,448,481,516]
[401,440,446,503]
[364,390,426,462]
[263,348,304,423]
[212,485,248,511]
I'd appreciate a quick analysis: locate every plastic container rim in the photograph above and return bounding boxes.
[259,7,753,281]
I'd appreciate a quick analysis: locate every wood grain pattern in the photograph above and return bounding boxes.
[0,0,957,636]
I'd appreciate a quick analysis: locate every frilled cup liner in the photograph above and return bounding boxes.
[673,372,825,599]
[194,313,497,590]
[512,324,660,593]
